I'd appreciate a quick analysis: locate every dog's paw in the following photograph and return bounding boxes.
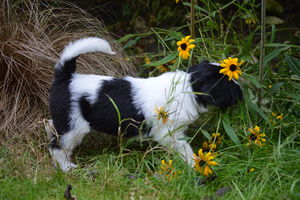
[60,162,78,172]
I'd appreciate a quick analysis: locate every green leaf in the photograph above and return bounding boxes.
[270,25,276,43]
[222,113,241,145]
[144,52,177,67]
[285,55,300,76]
[121,36,143,50]
[167,31,184,40]
[201,129,211,141]
[117,33,139,43]
[182,2,210,15]
[243,73,261,88]
[266,43,300,48]
[269,82,284,94]
[265,16,284,25]
[245,93,269,122]
[207,20,218,31]
[264,47,289,65]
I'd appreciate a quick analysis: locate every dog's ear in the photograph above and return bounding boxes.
[189,61,243,108]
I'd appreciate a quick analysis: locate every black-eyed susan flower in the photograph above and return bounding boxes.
[156,60,175,73]
[155,106,169,124]
[157,64,169,73]
[202,141,216,153]
[159,160,178,181]
[177,36,195,60]
[219,57,243,81]
[211,132,222,144]
[193,149,218,176]
[277,114,283,120]
[248,125,267,146]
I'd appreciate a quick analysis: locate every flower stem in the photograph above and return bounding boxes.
[258,0,266,105]
[190,0,196,65]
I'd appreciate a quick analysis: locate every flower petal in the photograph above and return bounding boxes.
[254,126,260,133]
[219,68,228,73]
[188,44,195,49]
[184,35,191,41]
[233,72,239,80]
[188,39,195,43]
[207,161,218,166]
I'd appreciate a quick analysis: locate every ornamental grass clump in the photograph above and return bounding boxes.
[0,0,135,145]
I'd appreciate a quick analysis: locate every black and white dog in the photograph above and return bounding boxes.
[48,37,242,171]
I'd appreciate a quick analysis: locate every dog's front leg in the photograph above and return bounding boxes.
[153,130,194,165]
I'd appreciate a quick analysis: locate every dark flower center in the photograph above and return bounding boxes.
[180,43,187,50]
[199,160,206,167]
[250,135,257,141]
[229,64,237,71]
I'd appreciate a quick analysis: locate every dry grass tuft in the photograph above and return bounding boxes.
[0,0,136,152]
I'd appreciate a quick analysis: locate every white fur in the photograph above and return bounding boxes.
[126,71,207,164]
[209,62,221,66]
[56,37,115,69]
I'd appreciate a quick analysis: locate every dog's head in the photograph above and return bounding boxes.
[188,61,243,108]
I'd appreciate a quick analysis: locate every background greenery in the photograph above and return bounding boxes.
[0,0,299,199]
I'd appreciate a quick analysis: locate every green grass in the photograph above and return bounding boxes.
[1,0,300,199]
[0,132,299,199]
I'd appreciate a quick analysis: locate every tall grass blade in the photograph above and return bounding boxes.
[222,113,241,145]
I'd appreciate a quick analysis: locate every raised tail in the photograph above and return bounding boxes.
[54,37,115,78]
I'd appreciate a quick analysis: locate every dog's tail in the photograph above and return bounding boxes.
[54,37,115,78]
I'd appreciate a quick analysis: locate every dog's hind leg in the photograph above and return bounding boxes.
[48,119,90,172]
[152,129,194,165]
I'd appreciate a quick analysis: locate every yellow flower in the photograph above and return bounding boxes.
[175,0,180,3]
[159,160,177,181]
[202,141,217,153]
[268,85,272,88]
[193,149,218,176]
[248,168,255,173]
[211,132,222,144]
[271,112,283,121]
[156,64,169,73]
[155,106,169,124]
[219,57,243,81]
[276,114,283,120]
[245,18,257,24]
[248,126,267,146]
[177,36,195,60]
[145,57,151,64]
[156,59,175,73]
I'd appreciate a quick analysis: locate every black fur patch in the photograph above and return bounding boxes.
[188,61,243,108]
[79,78,145,137]
[48,59,76,148]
